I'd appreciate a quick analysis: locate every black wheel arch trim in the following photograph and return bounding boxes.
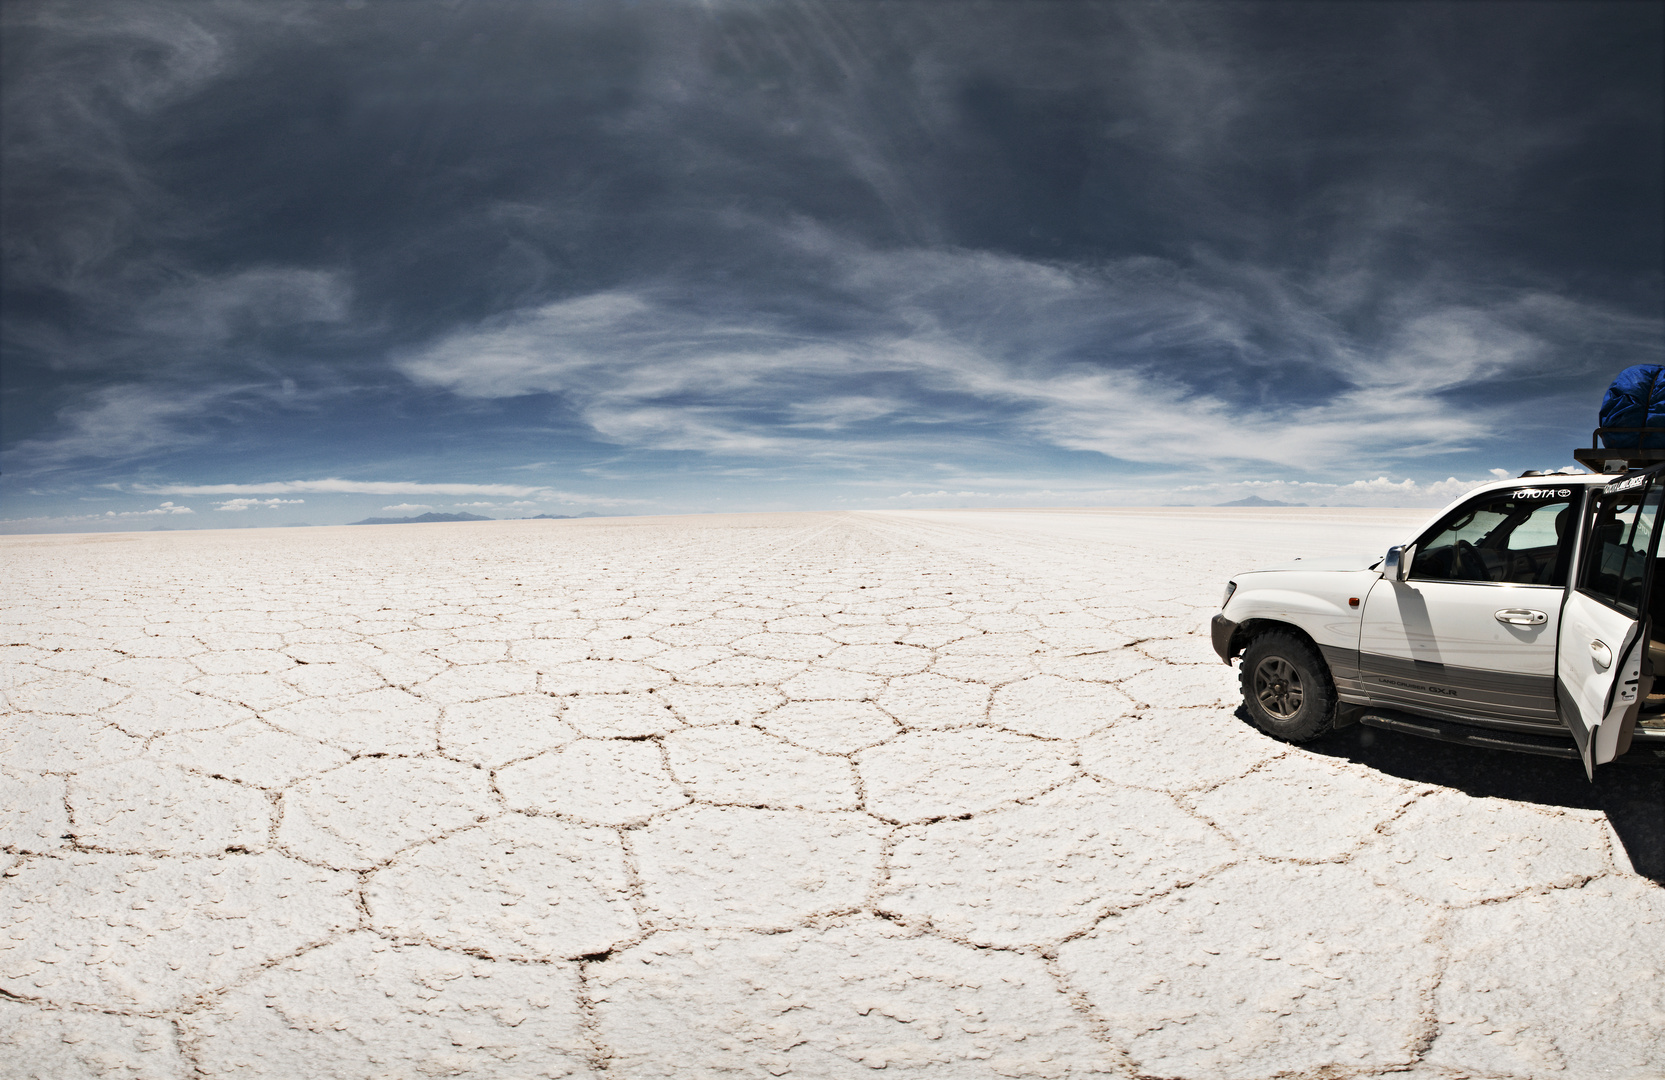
[1216,616,1325,662]
[1210,613,1239,663]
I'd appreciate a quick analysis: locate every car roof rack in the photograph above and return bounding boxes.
[1571,428,1665,473]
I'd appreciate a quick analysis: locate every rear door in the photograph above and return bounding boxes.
[1557,469,1665,779]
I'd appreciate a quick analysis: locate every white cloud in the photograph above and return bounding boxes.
[1172,472,1597,507]
[888,490,993,500]
[868,472,1508,509]
[214,497,304,512]
[137,478,646,507]
[380,503,433,513]
[0,502,195,529]
[1332,477,1478,503]
[143,478,545,497]
[104,502,195,518]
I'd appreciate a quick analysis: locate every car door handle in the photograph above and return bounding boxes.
[1494,608,1547,626]
[1590,640,1613,669]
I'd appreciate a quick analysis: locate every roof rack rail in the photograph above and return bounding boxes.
[1572,428,1665,473]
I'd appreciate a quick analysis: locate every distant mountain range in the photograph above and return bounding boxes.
[1216,495,1307,507]
[349,512,494,525]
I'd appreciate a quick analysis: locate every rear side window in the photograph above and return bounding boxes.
[1579,480,1663,616]
[1409,489,1577,585]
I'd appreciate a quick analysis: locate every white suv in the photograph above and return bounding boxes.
[1213,467,1665,779]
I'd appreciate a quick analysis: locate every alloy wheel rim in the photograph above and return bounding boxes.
[1253,656,1303,720]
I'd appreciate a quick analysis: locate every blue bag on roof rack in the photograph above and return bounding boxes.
[1599,365,1665,449]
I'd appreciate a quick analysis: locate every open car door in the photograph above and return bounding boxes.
[1557,466,1665,779]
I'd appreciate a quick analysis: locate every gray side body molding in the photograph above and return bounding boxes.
[1317,644,1365,701]
[1358,651,1559,726]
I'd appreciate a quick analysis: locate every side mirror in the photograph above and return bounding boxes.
[1383,544,1415,581]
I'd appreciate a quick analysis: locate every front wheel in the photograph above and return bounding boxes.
[1239,631,1337,743]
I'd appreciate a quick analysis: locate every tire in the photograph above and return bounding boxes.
[1239,631,1337,743]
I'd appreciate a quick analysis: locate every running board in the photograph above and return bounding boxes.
[1358,709,1580,759]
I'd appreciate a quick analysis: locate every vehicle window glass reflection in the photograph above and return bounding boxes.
[1409,491,1576,585]
[1579,482,1662,616]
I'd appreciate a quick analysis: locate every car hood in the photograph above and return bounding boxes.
[1243,553,1382,574]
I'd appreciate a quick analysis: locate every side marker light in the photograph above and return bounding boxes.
[1348,597,1360,608]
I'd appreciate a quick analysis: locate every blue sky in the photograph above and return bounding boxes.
[2,1,1661,531]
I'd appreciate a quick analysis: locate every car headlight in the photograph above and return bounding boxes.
[1221,581,1237,609]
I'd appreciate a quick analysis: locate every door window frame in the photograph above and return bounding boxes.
[1407,485,1582,590]
[1572,471,1665,618]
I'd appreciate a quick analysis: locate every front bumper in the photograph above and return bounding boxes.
[1211,613,1238,663]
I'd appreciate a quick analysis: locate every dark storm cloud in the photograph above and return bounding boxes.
[1,0,1660,517]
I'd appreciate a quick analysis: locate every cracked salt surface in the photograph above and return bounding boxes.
[2,508,1661,1079]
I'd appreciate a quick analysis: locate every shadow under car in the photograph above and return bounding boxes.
[1232,705,1665,885]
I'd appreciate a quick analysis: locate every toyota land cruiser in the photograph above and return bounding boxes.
[1213,465,1665,779]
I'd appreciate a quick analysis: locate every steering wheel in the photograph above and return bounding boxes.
[1454,539,1490,581]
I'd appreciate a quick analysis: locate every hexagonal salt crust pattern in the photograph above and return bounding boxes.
[2,509,1657,1078]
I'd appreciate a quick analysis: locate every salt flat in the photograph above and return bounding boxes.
[2,508,1661,1080]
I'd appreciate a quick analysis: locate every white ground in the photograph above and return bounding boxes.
[2,508,1661,1080]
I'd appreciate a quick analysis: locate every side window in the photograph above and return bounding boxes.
[1579,482,1663,616]
[1409,490,1576,585]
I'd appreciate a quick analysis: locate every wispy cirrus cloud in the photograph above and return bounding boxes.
[396,232,1659,472]
[136,267,351,349]
[6,384,237,467]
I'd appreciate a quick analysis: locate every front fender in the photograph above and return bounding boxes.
[1235,586,1356,620]
[1219,569,1377,658]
